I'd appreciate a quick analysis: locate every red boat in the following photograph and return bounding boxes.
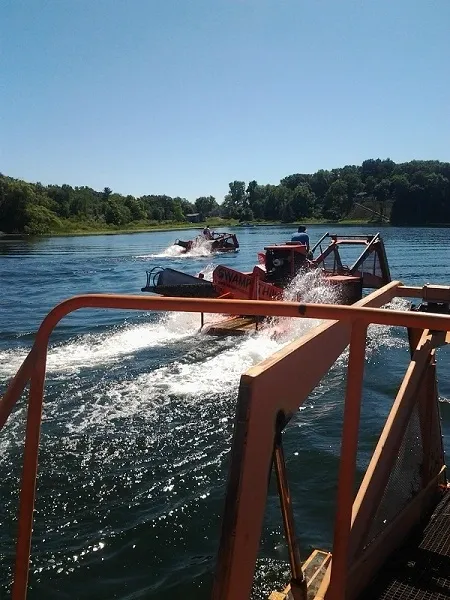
[174,231,239,253]
[143,232,391,335]
[144,233,390,298]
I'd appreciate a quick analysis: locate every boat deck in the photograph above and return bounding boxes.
[362,489,450,600]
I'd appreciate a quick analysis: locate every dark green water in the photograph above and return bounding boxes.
[1,225,449,599]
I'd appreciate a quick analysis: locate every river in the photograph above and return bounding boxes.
[1,225,449,599]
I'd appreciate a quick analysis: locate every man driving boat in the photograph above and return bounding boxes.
[291,225,310,250]
[203,226,213,240]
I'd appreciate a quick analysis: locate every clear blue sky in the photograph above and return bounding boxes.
[1,0,449,203]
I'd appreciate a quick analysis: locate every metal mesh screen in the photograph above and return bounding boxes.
[373,252,383,278]
[362,490,450,600]
[320,249,339,273]
[362,403,424,550]
[356,250,383,279]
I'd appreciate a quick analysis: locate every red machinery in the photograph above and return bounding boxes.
[143,233,391,307]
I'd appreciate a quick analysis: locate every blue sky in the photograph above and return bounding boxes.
[1,0,449,202]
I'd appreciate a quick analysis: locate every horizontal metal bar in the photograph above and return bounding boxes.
[33,291,450,337]
[2,283,450,432]
[397,285,450,303]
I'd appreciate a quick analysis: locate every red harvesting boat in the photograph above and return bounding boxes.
[142,232,391,335]
[144,233,390,301]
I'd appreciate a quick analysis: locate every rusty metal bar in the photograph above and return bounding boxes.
[349,232,380,273]
[327,321,368,600]
[0,283,417,431]
[274,435,307,600]
[310,231,329,254]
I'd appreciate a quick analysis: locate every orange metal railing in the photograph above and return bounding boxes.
[212,284,450,600]
[1,285,450,599]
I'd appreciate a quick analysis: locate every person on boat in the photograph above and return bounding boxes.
[291,225,310,250]
[203,226,213,240]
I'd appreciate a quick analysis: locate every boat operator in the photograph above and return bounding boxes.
[291,225,310,250]
[203,226,213,240]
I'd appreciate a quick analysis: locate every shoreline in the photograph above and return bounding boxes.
[0,219,390,239]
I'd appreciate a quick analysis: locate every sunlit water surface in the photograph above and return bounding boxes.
[1,225,449,599]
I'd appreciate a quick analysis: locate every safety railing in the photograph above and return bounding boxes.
[1,283,450,599]
[212,283,450,600]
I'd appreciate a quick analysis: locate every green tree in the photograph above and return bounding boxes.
[264,185,292,220]
[0,180,36,232]
[291,185,315,218]
[195,196,218,217]
[341,172,363,209]
[373,179,392,220]
[390,175,411,225]
[102,187,113,201]
[105,200,131,225]
[25,204,63,234]
[280,173,311,191]
[281,201,295,222]
[223,181,246,218]
[124,195,146,220]
[323,180,348,220]
[309,170,333,200]
[172,200,185,221]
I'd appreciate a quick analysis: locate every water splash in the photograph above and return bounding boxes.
[198,263,216,281]
[38,273,343,434]
[283,269,340,304]
[139,236,215,259]
[0,312,205,378]
[0,270,411,442]
[261,269,340,341]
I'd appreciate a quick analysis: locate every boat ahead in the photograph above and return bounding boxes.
[142,232,392,335]
[174,231,239,254]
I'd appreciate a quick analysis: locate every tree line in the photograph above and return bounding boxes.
[1,158,449,234]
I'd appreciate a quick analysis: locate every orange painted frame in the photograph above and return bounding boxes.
[1,283,450,599]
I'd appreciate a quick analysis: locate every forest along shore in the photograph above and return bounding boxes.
[1,158,449,235]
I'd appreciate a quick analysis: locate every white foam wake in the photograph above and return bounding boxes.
[138,237,214,259]
[0,272,409,414]
[0,312,206,379]
[64,272,344,433]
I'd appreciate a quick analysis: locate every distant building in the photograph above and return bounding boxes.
[186,213,202,223]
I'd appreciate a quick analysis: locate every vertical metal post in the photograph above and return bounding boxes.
[255,280,259,331]
[200,312,204,329]
[328,321,367,600]
[274,434,307,600]
[12,346,48,600]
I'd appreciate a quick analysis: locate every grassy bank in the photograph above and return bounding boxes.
[1,217,384,238]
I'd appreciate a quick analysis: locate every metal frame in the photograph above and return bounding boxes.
[1,282,450,599]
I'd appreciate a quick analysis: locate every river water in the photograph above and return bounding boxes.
[1,225,449,599]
